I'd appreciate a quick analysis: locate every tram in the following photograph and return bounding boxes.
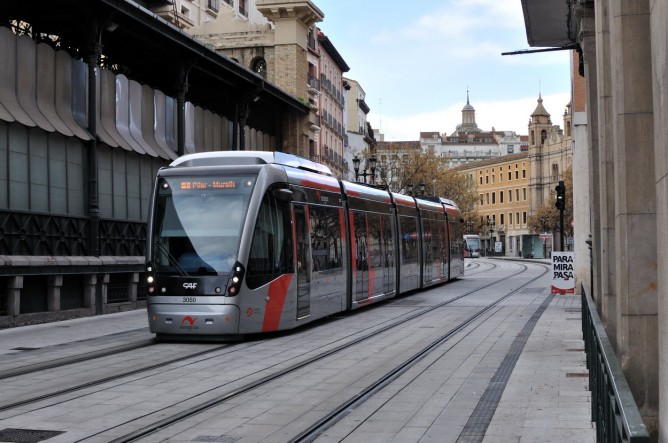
[463,234,481,258]
[145,151,464,339]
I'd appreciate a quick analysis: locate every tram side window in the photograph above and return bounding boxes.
[353,211,369,271]
[399,216,418,262]
[246,191,294,289]
[309,205,343,272]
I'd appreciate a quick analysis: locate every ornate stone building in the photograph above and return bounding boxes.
[526,96,573,216]
[523,0,664,437]
[420,94,525,167]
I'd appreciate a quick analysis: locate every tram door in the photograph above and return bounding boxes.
[294,205,310,319]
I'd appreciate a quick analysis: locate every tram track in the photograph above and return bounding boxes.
[0,342,240,413]
[0,338,158,381]
[0,261,549,443]
[289,262,551,442]
[87,261,549,443]
[0,261,521,418]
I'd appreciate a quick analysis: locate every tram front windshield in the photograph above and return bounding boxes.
[152,176,255,275]
[465,237,480,252]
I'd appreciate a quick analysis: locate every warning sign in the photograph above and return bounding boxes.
[551,252,575,294]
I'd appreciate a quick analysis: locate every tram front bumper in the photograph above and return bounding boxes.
[147,302,240,336]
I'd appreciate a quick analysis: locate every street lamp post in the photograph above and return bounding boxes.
[352,154,377,184]
[419,182,426,196]
[486,219,495,256]
[407,183,414,195]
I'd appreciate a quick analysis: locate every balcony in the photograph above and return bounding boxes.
[308,75,320,92]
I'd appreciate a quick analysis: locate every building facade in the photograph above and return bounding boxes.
[344,77,373,181]
[527,95,574,215]
[523,0,665,437]
[316,29,349,175]
[452,153,532,257]
[420,95,525,167]
[149,0,270,29]
[0,0,307,327]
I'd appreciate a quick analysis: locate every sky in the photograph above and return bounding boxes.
[314,0,573,141]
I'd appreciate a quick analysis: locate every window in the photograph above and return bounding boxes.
[480,194,484,205]
[523,188,527,201]
[522,169,526,179]
[500,192,504,204]
[485,175,489,184]
[517,212,520,225]
[509,213,513,225]
[516,189,520,201]
[500,173,503,182]
[207,0,220,12]
[239,0,248,17]
[310,206,343,272]
[507,145,514,154]
[523,212,527,224]
[400,216,419,262]
[492,192,496,204]
[486,193,490,205]
[515,170,519,180]
[480,176,483,185]
[552,163,559,181]
[492,175,495,184]
[508,171,512,181]
[247,191,294,289]
[500,213,504,225]
[508,190,512,202]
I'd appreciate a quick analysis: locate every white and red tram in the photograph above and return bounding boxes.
[145,151,464,339]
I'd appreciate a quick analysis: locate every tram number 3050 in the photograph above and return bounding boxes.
[182,297,197,303]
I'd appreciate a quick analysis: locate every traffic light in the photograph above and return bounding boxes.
[555,181,566,210]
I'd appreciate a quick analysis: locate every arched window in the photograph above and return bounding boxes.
[531,130,535,145]
[541,129,547,144]
[251,57,267,78]
[552,163,559,181]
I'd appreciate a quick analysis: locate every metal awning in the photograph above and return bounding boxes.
[520,0,576,48]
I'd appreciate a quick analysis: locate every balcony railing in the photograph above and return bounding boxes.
[582,283,649,443]
[308,75,320,91]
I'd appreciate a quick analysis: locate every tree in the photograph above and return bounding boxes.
[375,143,480,223]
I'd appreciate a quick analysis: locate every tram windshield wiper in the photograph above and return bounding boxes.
[154,241,190,277]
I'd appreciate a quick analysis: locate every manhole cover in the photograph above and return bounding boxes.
[0,428,65,443]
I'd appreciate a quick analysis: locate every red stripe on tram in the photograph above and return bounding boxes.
[262,274,293,332]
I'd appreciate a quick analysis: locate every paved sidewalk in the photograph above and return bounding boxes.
[483,293,595,442]
[0,309,149,355]
[0,292,595,442]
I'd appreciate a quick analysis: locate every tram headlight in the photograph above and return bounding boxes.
[227,261,245,296]
[146,263,156,296]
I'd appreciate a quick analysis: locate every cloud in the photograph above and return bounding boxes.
[369,92,572,141]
